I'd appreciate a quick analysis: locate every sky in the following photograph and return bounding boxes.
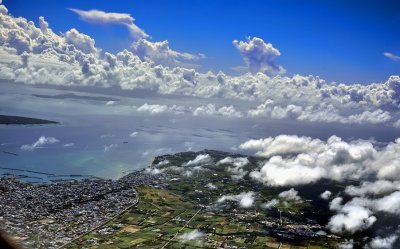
[4,0,400,84]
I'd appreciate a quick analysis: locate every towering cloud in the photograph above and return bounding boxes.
[233,37,285,76]
[64,28,98,55]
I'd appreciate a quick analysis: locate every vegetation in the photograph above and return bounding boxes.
[68,150,344,248]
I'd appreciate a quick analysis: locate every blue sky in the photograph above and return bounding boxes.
[5,0,400,84]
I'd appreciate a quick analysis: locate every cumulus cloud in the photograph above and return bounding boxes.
[320,190,332,200]
[240,135,400,186]
[261,199,279,210]
[20,136,59,151]
[327,201,376,234]
[217,157,249,168]
[145,167,164,175]
[206,183,217,190]
[345,180,400,197]
[338,239,354,249]
[217,191,256,208]
[370,191,400,214]
[217,157,249,180]
[239,135,323,157]
[260,189,301,209]
[193,104,243,118]
[327,190,400,236]
[366,234,398,249]
[136,103,186,115]
[69,8,148,40]
[247,100,392,125]
[344,109,391,125]
[233,37,285,76]
[183,154,212,167]
[178,229,205,242]
[64,28,98,55]
[278,188,301,201]
[130,39,205,67]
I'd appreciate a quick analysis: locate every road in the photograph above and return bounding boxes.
[161,207,203,249]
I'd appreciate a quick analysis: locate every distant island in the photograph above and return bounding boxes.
[33,93,119,102]
[0,115,58,125]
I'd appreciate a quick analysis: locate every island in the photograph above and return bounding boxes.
[1,150,376,248]
[0,115,58,125]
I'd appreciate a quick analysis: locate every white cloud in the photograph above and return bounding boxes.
[278,188,301,201]
[233,37,285,76]
[327,203,376,234]
[344,109,391,125]
[345,180,400,197]
[261,199,279,210]
[247,100,392,126]
[217,191,256,208]
[338,240,354,249]
[193,104,242,118]
[178,229,205,242]
[63,142,75,148]
[20,136,59,151]
[240,135,400,186]
[69,8,148,40]
[136,103,186,115]
[206,183,217,190]
[103,143,117,152]
[217,157,250,180]
[320,190,332,200]
[371,191,400,214]
[183,154,211,167]
[64,28,98,55]
[239,135,324,157]
[130,39,204,67]
[145,167,163,175]
[366,234,398,249]
[129,131,138,137]
[384,52,400,62]
[137,103,168,114]
[217,157,249,168]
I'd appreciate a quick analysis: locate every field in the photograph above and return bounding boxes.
[67,185,339,248]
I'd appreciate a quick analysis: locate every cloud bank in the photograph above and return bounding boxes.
[240,135,400,186]
[1,1,400,128]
